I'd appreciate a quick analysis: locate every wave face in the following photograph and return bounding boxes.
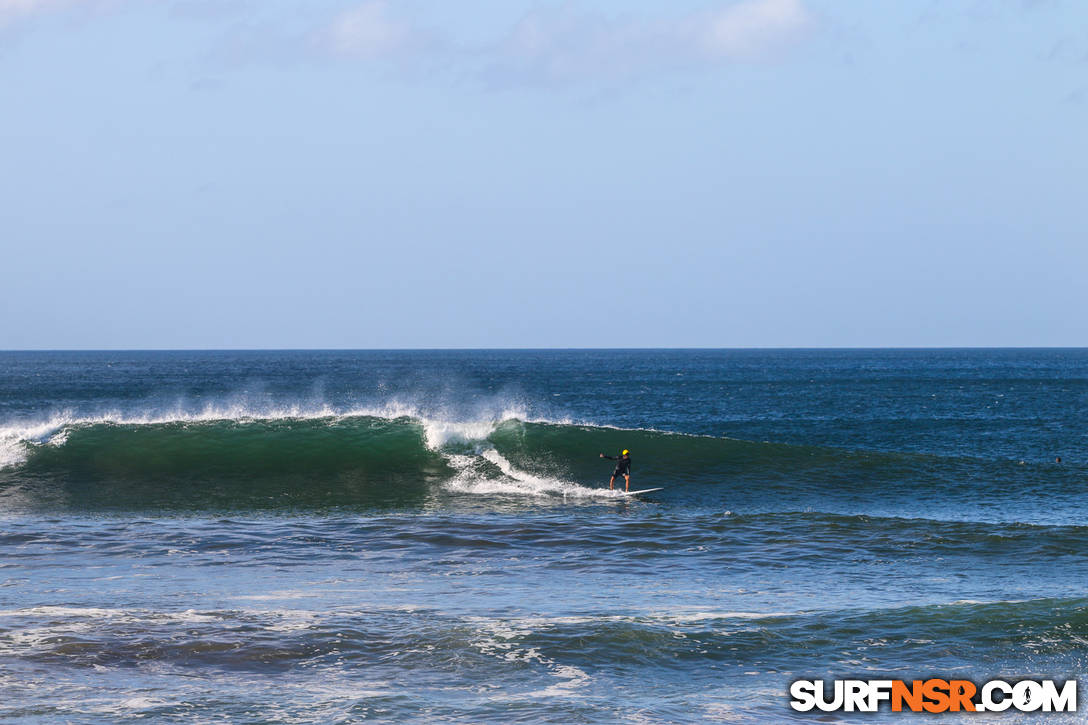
[1,410,1083,520]
[5,416,447,510]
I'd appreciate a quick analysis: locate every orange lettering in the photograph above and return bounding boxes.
[892,680,924,712]
[922,679,951,713]
[948,680,977,712]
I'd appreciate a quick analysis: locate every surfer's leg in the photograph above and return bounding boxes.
[609,475,615,490]
[624,474,630,492]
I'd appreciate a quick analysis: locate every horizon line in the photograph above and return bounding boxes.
[2,346,1086,353]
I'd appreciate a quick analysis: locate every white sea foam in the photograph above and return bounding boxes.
[525,664,592,699]
[469,619,591,700]
[0,606,133,619]
[649,609,793,623]
[0,605,333,658]
[0,417,73,469]
[0,605,313,625]
[442,448,612,500]
[418,414,517,449]
[463,611,795,631]
[231,590,319,602]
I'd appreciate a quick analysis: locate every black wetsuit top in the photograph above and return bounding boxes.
[604,454,631,476]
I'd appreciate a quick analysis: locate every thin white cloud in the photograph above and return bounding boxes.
[488,0,812,86]
[701,0,810,60]
[498,6,651,83]
[0,0,814,85]
[318,0,813,85]
[170,1,251,22]
[325,0,426,58]
[0,0,127,28]
[0,0,67,25]
[0,0,249,25]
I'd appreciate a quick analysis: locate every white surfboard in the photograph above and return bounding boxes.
[614,487,663,497]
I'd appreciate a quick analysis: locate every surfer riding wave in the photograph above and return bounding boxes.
[600,449,631,492]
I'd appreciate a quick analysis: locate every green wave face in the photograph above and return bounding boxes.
[2,416,754,512]
[0,416,1073,514]
[24,417,445,476]
[5,417,453,511]
[488,420,1004,490]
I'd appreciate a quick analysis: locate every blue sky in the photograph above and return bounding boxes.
[2,0,1085,348]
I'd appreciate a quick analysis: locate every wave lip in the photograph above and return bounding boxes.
[0,399,578,468]
[0,404,612,511]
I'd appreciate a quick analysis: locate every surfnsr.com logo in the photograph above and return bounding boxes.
[789,679,1077,713]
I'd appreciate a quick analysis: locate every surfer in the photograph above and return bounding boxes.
[600,449,631,492]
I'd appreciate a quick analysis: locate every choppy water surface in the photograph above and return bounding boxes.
[1,350,1086,722]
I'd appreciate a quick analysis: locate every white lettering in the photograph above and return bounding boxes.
[1041,680,1077,712]
[981,680,1012,712]
[789,680,817,712]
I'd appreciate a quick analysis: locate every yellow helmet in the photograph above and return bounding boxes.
[622,449,629,455]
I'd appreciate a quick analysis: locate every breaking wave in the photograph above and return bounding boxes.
[0,402,1076,513]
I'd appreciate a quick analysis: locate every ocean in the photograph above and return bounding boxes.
[1,349,1085,723]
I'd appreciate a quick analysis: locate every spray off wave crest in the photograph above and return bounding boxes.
[0,400,621,510]
[0,400,534,465]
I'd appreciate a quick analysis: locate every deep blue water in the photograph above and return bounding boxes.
[1,349,1086,722]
